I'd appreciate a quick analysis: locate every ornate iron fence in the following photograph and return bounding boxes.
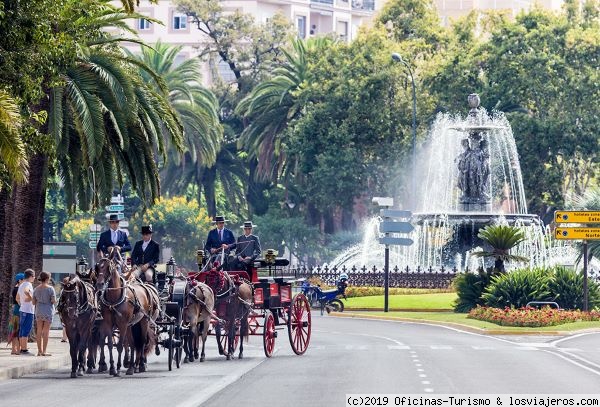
[271,265,459,289]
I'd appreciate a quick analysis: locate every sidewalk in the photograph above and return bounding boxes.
[0,329,71,380]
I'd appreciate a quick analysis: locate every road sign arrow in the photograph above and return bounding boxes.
[105,204,124,212]
[555,227,600,240]
[554,211,600,224]
[88,241,98,249]
[89,224,101,232]
[379,221,414,234]
[380,209,412,219]
[379,237,414,246]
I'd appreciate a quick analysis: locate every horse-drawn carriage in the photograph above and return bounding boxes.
[57,244,311,378]
[189,248,312,358]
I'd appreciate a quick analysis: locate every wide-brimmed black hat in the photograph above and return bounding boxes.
[241,221,257,229]
[213,215,227,223]
[141,225,153,234]
[108,214,120,222]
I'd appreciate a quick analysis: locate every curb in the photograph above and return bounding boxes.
[0,354,71,380]
[329,312,600,336]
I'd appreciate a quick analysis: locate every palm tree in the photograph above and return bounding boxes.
[131,41,223,204]
[0,90,28,185]
[236,38,333,181]
[471,224,529,273]
[49,8,184,210]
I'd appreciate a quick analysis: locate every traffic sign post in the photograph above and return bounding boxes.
[555,211,600,224]
[373,197,414,313]
[554,211,600,312]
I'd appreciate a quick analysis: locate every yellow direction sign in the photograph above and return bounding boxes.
[555,211,600,224]
[555,227,600,240]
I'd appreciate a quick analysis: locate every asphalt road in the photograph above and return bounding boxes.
[2,316,600,407]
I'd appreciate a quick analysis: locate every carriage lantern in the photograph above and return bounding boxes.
[76,256,88,275]
[196,249,204,268]
[265,249,277,265]
[166,256,177,278]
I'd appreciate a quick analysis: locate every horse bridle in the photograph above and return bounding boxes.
[96,257,127,308]
[59,280,93,317]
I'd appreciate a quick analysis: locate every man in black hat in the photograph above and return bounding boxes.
[96,214,131,257]
[131,225,160,283]
[234,221,261,279]
[204,215,236,257]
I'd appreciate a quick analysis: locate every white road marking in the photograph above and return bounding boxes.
[424,388,434,393]
[388,345,411,350]
[422,381,430,384]
[430,345,453,350]
[419,374,427,378]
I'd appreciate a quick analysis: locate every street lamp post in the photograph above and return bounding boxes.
[391,52,417,209]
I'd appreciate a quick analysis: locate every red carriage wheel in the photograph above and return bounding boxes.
[263,310,276,357]
[287,293,311,355]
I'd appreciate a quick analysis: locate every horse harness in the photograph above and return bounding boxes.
[58,279,97,318]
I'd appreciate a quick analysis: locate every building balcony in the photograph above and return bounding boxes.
[351,0,375,11]
[310,0,334,6]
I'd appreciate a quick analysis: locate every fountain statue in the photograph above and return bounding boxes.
[331,93,549,271]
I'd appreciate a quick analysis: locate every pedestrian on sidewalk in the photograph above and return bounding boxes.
[17,269,35,355]
[33,271,56,356]
[7,272,25,354]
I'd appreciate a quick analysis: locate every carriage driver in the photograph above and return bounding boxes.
[204,215,236,261]
[234,221,261,280]
[131,225,160,284]
[96,214,131,271]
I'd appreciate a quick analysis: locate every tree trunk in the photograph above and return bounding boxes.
[0,188,12,339]
[246,159,269,217]
[0,153,48,338]
[202,166,217,218]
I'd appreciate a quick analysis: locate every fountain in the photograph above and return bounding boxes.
[334,94,549,271]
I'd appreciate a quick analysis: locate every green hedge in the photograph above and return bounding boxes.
[482,266,600,310]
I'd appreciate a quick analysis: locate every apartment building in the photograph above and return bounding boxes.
[434,0,564,25]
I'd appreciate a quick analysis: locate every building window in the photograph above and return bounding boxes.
[138,18,152,31]
[337,20,348,41]
[172,13,187,30]
[297,16,306,39]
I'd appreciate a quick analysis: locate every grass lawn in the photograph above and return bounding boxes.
[344,293,457,310]
[357,311,600,332]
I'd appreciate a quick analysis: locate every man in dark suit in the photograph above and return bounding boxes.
[234,221,261,279]
[96,214,132,257]
[132,225,160,283]
[204,216,236,267]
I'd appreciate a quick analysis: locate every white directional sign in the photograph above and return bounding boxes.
[380,209,412,219]
[105,204,124,212]
[118,220,129,228]
[111,195,124,204]
[89,232,101,240]
[379,237,414,246]
[89,241,98,249]
[105,212,125,220]
[89,224,101,232]
[379,221,415,234]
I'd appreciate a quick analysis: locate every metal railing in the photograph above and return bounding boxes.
[271,265,459,289]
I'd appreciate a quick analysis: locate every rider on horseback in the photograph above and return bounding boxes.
[131,225,160,284]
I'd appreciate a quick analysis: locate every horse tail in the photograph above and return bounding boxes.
[143,326,157,358]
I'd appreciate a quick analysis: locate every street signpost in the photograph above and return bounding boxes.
[554,210,600,311]
[104,212,125,220]
[88,241,97,249]
[554,211,600,224]
[118,220,129,228]
[89,224,101,232]
[379,221,415,234]
[373,198,414,313]
[105,204,124,212]
[555,227,600,240]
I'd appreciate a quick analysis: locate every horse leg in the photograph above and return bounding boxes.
[107,331,116,376]
[239,316,248,360]
[200,320,208,362]
[226,321,234,361]
[98,334,108,373]
[215,321,225,356]
[77,340,86,376]
[86,331,96,374]
[69,335,78,378]
[193,323,200,361]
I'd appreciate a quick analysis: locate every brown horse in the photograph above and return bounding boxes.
[206,269,253,360]
[183,281,215,363]
[57,275,97,378]
[95,252,159,376]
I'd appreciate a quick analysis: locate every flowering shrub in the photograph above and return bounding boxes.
[468,306,600,327]
[62,218,94,256]
[132,196,213,267]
